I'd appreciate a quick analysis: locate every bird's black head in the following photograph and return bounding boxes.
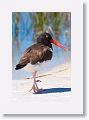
[37,32,53,49]
[37,32,67,51]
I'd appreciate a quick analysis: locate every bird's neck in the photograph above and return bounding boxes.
[38,42,53,50]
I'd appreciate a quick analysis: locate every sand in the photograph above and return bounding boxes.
[12,62,71,102]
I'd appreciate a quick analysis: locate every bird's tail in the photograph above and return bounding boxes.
[15,64,25,70]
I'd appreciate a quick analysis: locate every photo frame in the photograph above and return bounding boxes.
[0,0,83,114]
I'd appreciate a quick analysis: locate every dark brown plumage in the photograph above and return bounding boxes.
[15,43,52,70]
[15,32,66,93]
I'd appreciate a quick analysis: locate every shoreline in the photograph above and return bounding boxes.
[12,62,71,97]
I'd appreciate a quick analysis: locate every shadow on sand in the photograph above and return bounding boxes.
[36,88,71,94]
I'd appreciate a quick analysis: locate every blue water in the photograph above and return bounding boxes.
[12,13,71,80]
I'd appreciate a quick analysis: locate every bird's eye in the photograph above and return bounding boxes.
[46,35,48,38]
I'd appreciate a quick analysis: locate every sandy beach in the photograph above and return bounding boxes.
[12,62,71,102]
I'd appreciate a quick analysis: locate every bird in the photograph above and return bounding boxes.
[15,32,67,93]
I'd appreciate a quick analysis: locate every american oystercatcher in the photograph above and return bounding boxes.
[15,32,67,93]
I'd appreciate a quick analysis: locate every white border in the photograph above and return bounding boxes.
[0,0,83,114]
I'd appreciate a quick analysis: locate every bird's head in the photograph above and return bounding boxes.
[37,32,67,51]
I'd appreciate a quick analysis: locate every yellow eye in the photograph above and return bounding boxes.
[46,35,48,38]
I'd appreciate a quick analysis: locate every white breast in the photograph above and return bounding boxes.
[23,61,50,73]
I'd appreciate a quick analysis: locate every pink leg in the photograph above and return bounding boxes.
[29,71,40,93]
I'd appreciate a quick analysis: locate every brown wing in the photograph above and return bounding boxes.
[15,43,52,70]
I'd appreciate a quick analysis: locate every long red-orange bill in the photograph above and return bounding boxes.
[50,39,67,51]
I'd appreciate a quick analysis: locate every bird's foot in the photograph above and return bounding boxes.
[29,83,42,94]
[29,87,42,94]
[29,86,43,94]
[36,80,41,82]
[32,89,43,94]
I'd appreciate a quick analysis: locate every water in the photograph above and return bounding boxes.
[12,13,71,80]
